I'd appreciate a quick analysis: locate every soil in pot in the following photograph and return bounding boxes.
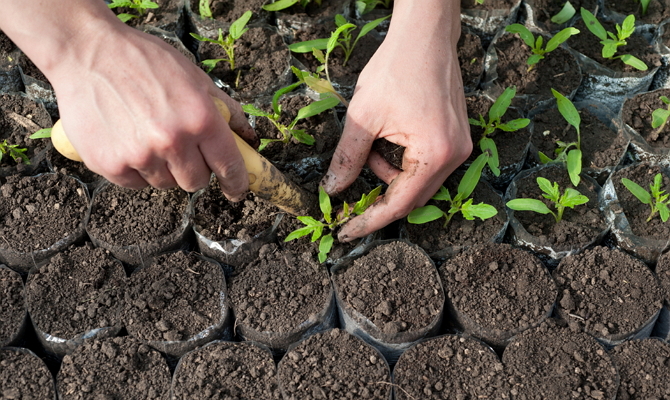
[43,146,102,187]
[171,341,281,399]
[26,243,127,355]
[609,338,670,400]
[524,0,598,32]
[57,336,171,400]
[227,243,333,351]
[503,319,619,400]
[439,243,557,349]
[657,251,670,303]
[277,328,392,399]
[188,0,269,24]
[621,88,670,148]
[0,266,25,347]
[603,0,670,25]
[458,27,485,93]
[394,334,510,400]
[111,0,184,34]
[553,246,664,345]
[275,0,351,19]
[0,347,55,400]
[123,251,227,356]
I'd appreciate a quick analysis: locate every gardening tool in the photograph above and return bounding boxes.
[50,96,318,216]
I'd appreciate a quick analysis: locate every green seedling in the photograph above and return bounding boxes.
[538,89,582,187]
[551,1,576,24]
[638,0,652,16]
[291,66,349,107]
[199,0,213,19]
[580,8,648,71]
[407,152,498,227]
[242,82,340,150]
[190,10,253,72]
[0,140,29,165]
[29,128,52,139]
[505,24,579,70]
[507,177,589,223]
[355,0,392,15]
[108,0,159,22]
[468,86,530,177]
[285,186,382,263]
[650,96,670,139]
[621,173,670,222]
[263,0,321,12]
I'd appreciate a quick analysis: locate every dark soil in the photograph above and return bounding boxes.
[112,0,183,31]
[440,243,557,347]
[603,0,670,25]
[656,251,670,303]
[530,103,628,169]
[394,334,510,400]
[610,338,670,400]
[461,0,518,10]
[621,88,670,148]
[277,0,351,18]
[503,319,619,400]
[124,251,225,343]
[57,336,171,400]
[172,341,281,399]
[554,246,664,341]
[332,241,443,336]
[0,173,87,253]
[0,266,24,347]
[0,348,55,400]
[403,175,506,255]
[45,147,102,185]
[511,165,606,251]
[227,243,331,344]
[0,30,16,55]
[199,26,290,100]
[189,0,269,23]
[371,138,404,171]
[524,0,598,32]
[570,18,662,73]
[458,29,485,93]
[277,328,392,399]
[26,243,126,339]
[611,163,670,239]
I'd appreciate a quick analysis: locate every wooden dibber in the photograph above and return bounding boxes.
[50,96,318,216]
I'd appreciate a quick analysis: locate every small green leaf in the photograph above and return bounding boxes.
[431,186,451,202]
[327,23,356,55]
[505,24,535,48]
[527,54,543,66]
[620,54,648,71]
[258,138,275,151]
[602,42,618,59]
[660,96,670,105]
[537,177,559,201]
[242,104,271,117]
[497,118,530,132]
[551,1,576,24]
[291,129,315,145]
[319,186,332,223]
[311,225,323,242]
[263,0,300,11]
[407,205,445,224]
[458,152,489,199]
[560,187,589,208]
[506,198,553,214]
[201,58,225,73]
[295,96,339,120]
[545,27,580,53]
[199,0,213,18]
[659,203,670,222]
[538,151,554,164]
[29,128,52,139]
[304,76,337,95]
[567,149,582,187]
[468,117,485,127]
[297,216,321,226]
[479,138,500,177]
[580,7,607,41]
[461,200,498,221]
[117,13,136,22]
[489,86,516,122]
[285,225,316,241]
[621,178,652,204]
[357,14,392,41]
[651,108,670,129]
[318,234,334,263]
[288,38,329,53]
[620,14,636,40]
[552,88,581,135]
[229,10,252,39]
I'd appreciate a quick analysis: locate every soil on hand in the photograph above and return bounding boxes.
[394,335,509,400]
[610,338,670,400]
[458,29,485,93]
[277,328,391,399]
[570,18,662,73]
[524,0,598,32]
[228,243,331,336]
[611,163,670,239]
[0,348,55,400]
[440,243,556,346]
[554,246,664,340]
[190,0,268,23]
[621,88,670,148]
[172,341,281,399]
[26,243,126,339]
[503,319,619,400]
[200,26,290,99]
[511,166,606,251]
[0,93,52,172]
[0,267,24,346]
[603,0,670,25]
[371,138,404,171]
[124,251,225,343]
[403,176,506,255]
[57,336,171,400]
[332,241,444,336]
[0,173,87,253]
[530,103,628,169]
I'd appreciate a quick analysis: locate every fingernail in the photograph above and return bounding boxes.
[320,170,336,193]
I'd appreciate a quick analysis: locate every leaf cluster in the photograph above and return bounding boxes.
[108,0,159,22]
[355,0,392,16]
[621,173,670,222]
[506,177,589,223]
[263,0,322,12]
[189,11,253,71]
[285,186,382,263]
[468,86,530,176]
[0,140,29,165]
[407,153,498,226]
[505,24,579,69]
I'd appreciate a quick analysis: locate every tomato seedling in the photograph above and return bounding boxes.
[505,24,579,70]
[507,177,589,223]
[0,140,29,165]
[650,95,670,139]
[190,10,253,72]
[621,173,670,222]
[263,0,321,12]
[551,1,576,24]
[108,0,159,23]
[355,0,392,15]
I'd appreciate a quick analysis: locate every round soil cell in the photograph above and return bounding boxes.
[439,243,557,348]
[554,246,665,344]
[610,338,670,400]
[393,334,509,399]
[171,340,281,399]
[0,266,25,347]
[621,88,670,149]
[657,251,670,303]
[458,27,485,93]
[0,347,55,400]
[277,328,392,399]
[57,336,171,400]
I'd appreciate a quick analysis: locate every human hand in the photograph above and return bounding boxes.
[320,0,472,241]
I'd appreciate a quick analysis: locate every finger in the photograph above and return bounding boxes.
[165,146,212,192]
[210,89,259,149]
[135,162,179,190]
[367,151,401,185]
[97,167,148,190]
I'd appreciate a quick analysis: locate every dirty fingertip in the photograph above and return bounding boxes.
[320,169,337,194]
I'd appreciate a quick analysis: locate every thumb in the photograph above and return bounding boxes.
[210,89,259,149]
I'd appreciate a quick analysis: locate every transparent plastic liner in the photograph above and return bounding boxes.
[330,239,445,365]
[599,161,670,265]
[651,304,670,340]
[651,20,670,90]
[521,0,596,34]
[0,173,89,275]
[505,164,609,268]
[2,347,57,400]
[460,0,523,47]
[86,180,192,270]
[0,265,28,347]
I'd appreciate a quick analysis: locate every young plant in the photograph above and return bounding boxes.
[263,0,321,12]
[29,128,52,139]
[189,10,253,72]
[285,186,382,262]
[0,140,29,164]
[506,177,589,223]
[651,95,670,138]
[538,89,582,187]
[551,1,576,24]
[291,66,349,107]
[108,0,159,23]
[199,0,213,19]
[621,173,670,222]
[407,152,498,226]
[242,82,340,150]
[504,24,579,70]
[355,0,392,15]
[468,86,530,176]
[580,8,648,71]
[637,0,652,16]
